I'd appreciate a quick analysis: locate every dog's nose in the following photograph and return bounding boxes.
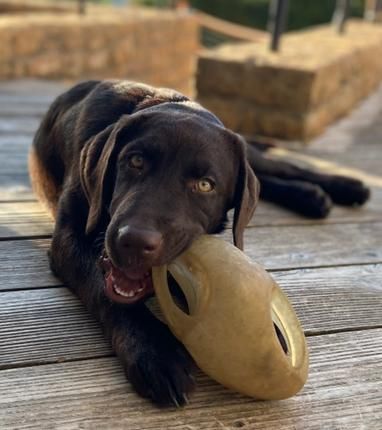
[117,225,163,257]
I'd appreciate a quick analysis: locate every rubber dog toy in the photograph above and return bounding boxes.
[152,235,309,400]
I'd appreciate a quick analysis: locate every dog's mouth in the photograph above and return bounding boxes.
[99,252,154,304]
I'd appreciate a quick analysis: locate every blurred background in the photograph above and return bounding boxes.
[1,0,382,140]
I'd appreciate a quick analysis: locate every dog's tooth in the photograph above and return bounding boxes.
[113,283,143,299]
[114,284,127,297]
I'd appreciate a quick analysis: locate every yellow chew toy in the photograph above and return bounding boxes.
[152,235,309,400]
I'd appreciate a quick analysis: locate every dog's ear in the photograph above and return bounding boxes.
[79,120,131,235]
[232,135,260,250]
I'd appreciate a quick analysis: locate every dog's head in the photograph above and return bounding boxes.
[80,102,259,304]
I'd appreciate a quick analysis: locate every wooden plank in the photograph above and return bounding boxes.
[0,134,32,146]
[0,95,53,110]
[0,138,33,200]
[0,135,32,200]
[0,79,68,96]
[0,117,39,135]
[223,221,382,270]
[0,264,380,369]
[0,105,46,117]
[0,239,59,290]
[0,202,53,238]
[1,222,381,291]
[0,288,111,369]
[0,187,35,202]
[0,329,380,429]
[274,264,382,334]
[0,166,29,179]
[0,94,56,105]
[307,81,382,156]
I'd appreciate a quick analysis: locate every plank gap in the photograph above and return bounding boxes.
[306,325,382,337]
[0,353,115,372]
[0,234,52,242]
[0,284,64,294]
[269,260,382,272]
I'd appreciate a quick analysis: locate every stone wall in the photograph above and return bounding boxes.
[196,21,382,141]
[0,8,199,95]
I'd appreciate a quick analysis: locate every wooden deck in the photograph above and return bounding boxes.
[0,80,381,430]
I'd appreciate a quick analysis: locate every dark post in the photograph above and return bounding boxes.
[268,0,289,52]
[332,0,350,34]
[78,0,86,15]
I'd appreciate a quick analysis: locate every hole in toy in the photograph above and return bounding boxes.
[167,272,190,315]
[274,323,288,354]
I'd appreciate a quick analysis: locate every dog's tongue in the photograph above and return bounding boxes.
[100,255,154,304]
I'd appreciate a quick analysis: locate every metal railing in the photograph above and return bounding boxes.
[78,0,86,14]
[267,0,361,52]
[268,0,289,52]
[73,0,382,51]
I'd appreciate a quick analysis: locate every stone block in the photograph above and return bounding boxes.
[0,28,12,60]
[11,25,45,56]
[0,9,199,93]
[196,21,382,141]
[26,52,64,78]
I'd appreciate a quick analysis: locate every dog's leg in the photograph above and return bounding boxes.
[246,143,370,207]
[259,174,332,218]
[49,193,195,407]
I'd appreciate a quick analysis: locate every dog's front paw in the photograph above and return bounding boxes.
[325,176,370,206]
[125,331,195,407]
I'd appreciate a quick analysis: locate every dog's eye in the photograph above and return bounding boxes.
[196,178,214,193]
[128,154,144,170]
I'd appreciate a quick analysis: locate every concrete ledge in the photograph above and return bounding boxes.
[196,21,382,140]
[0,8,199,95]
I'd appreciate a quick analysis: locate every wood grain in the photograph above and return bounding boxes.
[0,329,380,430]
[0,79,68,97]
[0,202,53,238]
[0,288,111,369]
[223,221,382,270]
[0,117,39,135]
[0,94,53,117]
[0,239,59,290]
[0,188,34,202]
[0,264,380,369]
[273,264,382,334]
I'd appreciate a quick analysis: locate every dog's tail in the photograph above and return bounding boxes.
[28,146,59,220]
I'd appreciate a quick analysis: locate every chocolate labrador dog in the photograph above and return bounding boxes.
[29,80,369,406]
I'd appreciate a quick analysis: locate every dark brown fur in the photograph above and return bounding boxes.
[30,80,369,406]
